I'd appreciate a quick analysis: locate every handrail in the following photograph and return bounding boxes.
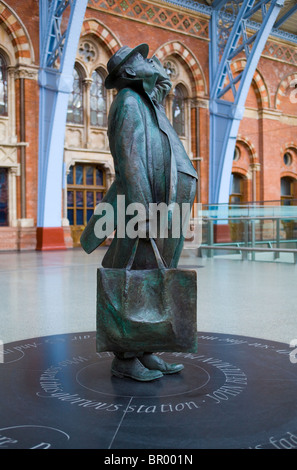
[199,245,297,263]
[202,216,297,221]
[200,215,297,263]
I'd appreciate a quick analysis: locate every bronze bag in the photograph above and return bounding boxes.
[96,238,198,353]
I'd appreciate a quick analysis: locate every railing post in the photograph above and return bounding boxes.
[274,218,280,260]
[242,219,249,260]
[251,218,256,261]
[207,219,214,258]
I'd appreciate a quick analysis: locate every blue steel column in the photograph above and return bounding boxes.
[209,0,284,206]
[37,0,88,249]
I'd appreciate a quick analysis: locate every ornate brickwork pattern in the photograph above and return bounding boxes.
[263,40,297,66]
[155,41,206,95]
[0,2,32,61]
[81,19,122,54]
[88,0,209,39]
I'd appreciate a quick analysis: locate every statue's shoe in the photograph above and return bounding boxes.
[140,353,184,375]
[111,357,163,381]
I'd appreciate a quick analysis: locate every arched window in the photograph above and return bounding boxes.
[172,84,186,137]
[0,53,8,116]
[90,69,107,127]
[67,66,84,125]
[67,163,106,227]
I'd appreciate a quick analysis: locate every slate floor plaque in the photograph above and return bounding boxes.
[0,331,297,450]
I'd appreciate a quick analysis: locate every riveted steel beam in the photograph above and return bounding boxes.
[209,0,284,205]
[38,0,88,233]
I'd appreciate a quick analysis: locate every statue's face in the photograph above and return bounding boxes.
[126,52,156,80]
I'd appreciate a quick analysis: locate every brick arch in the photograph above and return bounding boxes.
[230,60,270,108]
[231,167,249,179]
[275,73,297,110]
[154,41,207,96]
[280,170,297,180]
[81,19,122,56]
[280,142,297,154]
[237,135,258,163]
[0,1,34,63]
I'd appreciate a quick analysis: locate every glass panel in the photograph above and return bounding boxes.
[76,209,84,225]
[96,168,104,186]
[86,166,94,185]
[172,85,185,137]
[0,54,8,116]
[67,190,74,206]
[90,70,107,127]
[67,166,74,185]
[76,191,83,207]
[67,209,74,226]
[0,168,8,226]
[87,209,93,222]
[67,67,83,124]
[86,191,94,208]
[96,192,103,204]
[75,165,83,185]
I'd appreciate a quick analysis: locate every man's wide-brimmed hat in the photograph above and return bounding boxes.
[105,43,149,89]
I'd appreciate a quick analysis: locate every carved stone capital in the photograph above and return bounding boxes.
[14,65,39,81]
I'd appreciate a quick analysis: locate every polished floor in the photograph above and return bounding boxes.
[0,246,296,346]
[1,247,297,450]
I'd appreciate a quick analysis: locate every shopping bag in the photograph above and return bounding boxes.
[96,238,197,353]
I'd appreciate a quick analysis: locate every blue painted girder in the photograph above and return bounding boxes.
[38,0,88,228]
[209,0,284,205]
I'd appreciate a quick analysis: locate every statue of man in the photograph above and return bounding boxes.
[81,44,197,381]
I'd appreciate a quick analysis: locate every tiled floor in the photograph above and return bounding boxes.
[0,247,296,346]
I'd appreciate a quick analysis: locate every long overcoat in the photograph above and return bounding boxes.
[81,72,197,269]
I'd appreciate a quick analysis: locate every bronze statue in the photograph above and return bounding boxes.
[81,44,198,382]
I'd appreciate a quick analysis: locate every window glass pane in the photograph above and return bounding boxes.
[67,209,74,226]
[75,165,83,185]
[0,168,8,226]
[86,166,94,185]
[96,192,103,205]
[230,196,241,205]
[76,209,83,225]
[281,178,292,197]
[87,209,93,223]
[67,190,74,207]
[172,85,185,137]
[282,199,292,206]
[67,166,74,185]
[0,54,8,116]
[76,191,83,207]
[232,175,242,194]
[67,67,83,124]
[96,168,104,186]
[90,70,107,127]
[86,191,94,208]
